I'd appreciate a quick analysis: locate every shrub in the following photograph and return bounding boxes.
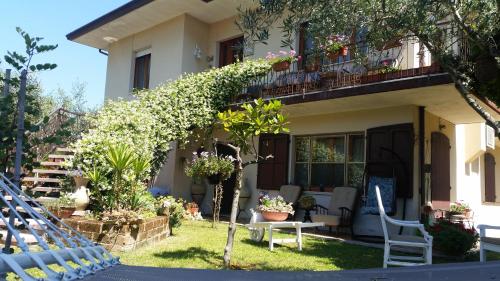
[156,196,185,230]
[427,219,479,256]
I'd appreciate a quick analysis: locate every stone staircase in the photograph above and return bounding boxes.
[21,147,74,200]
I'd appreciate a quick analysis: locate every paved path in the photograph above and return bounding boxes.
[85,261,500,281]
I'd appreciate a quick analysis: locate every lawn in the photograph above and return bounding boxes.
[116,220,384,271]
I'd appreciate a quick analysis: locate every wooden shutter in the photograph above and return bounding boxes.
[485,153,496,202]
[366,123,414,198]
[431,132,451,209]
[257,134,289,190]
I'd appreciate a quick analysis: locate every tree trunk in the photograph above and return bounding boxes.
[223,148,243,268]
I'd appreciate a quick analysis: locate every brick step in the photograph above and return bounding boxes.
[55,147,74,153]
[0,218,46,231]
[0,230,39,244]
[28,186,62,193]
[32,169,68,175]
[22,177,61,183]
[40,161,66,167]
[48,154,73,160]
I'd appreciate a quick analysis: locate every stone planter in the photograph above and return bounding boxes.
[71,186,90,212]
[261,211,289,221]
[61,216,170,252]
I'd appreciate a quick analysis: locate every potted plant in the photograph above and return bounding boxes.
[256,194,295,221]
[186,202,199,215]
[449,201,471,218]
[47,193,76,219]
[321,35,349,61]
[298,195,316,210]
[185,151,235,185]
[266,50,299,72]
[427,218,478,257]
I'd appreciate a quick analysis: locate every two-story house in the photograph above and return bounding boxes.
[67,0,500,237]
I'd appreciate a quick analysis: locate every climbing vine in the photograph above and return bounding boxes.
[72,59,271,179]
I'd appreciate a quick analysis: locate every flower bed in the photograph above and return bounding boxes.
[61,216,169,252]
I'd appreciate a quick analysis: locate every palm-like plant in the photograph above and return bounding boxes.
[105,144,135,211]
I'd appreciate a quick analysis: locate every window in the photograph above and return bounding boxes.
[219,36,244,67]
[133,52,151,90]
[294,134,365,191]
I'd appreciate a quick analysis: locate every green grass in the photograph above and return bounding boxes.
[116,220,384,271]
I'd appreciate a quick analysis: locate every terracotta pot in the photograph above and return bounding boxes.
[189,207,199,215]
[261,211,289,221]
[57,207,75,219]
[326,51,340,61]
[272,61,291,72]
[340,46,349,56]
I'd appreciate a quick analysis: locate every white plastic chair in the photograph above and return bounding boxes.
[478,224,500,262]
[375,185,433,268]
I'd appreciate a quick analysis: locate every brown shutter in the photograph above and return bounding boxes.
[257,134,289,190]
[485,153,496,202]
[431,132,451,209]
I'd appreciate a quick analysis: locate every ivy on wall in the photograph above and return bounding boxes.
[72,59,271,178]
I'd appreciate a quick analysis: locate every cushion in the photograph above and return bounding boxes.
[482,237,500,246]
[311,214,340,226]
[362,176,396,215]
[328,187,358,216]
[279,185,301,203]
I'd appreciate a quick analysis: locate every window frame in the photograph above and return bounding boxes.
[293,132,366,190]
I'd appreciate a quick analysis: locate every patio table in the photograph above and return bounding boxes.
[247,221,324,251]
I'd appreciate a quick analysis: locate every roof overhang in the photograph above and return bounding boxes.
[67,0,249,50]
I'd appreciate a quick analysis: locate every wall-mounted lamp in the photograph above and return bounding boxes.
[193,44,202,59]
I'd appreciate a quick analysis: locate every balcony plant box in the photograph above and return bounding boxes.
[272,61,291,72]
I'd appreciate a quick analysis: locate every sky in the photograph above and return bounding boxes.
[0,0,129,107]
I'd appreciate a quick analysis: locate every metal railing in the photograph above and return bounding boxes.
[234,38,444,103]
[0,173,119,279]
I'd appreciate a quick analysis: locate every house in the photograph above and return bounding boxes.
[67,0,500,237]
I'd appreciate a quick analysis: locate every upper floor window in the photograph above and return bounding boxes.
[133,50,151,90]
[219,36,243,67]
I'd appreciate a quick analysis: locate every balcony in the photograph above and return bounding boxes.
[235,38,447,104]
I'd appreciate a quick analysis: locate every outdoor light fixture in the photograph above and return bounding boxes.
[193,44,202,59]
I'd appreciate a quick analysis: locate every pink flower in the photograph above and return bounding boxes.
[290,50,296,56]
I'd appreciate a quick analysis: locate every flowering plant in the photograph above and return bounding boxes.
[257,194,294,214]
[320,35,349,54]
[427,218,478,256]
[265,50,299,65]
[449,201,471,215]
[185,151,235,181]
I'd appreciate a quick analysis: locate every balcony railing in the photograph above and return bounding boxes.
[235,38,445,103]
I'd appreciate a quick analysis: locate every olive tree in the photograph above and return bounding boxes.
[217,98,289,267]
[237,0,500,135]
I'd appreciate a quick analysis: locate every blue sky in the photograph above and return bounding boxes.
[0,0,129,107]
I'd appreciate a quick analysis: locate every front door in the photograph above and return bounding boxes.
[431,132,451,209]
[216,144,236,215]
[219,36,244,67]
[257,134,290,190]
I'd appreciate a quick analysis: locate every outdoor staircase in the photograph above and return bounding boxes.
[21,147,74,200]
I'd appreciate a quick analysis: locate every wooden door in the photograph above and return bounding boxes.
[431,132,451,209]
[366,123,414,198]
[257,134,289,190]
[219,36,244,67]
[485,153,496,202]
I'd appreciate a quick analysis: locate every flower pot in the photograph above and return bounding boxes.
[340,46,348,56]
[71,186,90,213]
[57,207,75,219]
[189,207,199,215]
[326,51,340,61]
[207,174,221,185]
[261,211,289,221]
[272,61,291,72]
[73,176,89,189]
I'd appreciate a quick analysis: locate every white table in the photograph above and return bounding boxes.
[247,221,324,251]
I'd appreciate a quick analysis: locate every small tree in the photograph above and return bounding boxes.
[217,98,289,267]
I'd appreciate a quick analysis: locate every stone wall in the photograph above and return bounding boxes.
[62,216,169,252]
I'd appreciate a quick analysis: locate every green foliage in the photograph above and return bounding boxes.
[427,219,479,256]
[156,196,185,229]
[237,0,500,105]
[73,59,272,179]
[217,98,289,154]
[185,152,235,181]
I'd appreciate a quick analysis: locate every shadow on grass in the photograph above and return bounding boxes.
[153,247,222,267]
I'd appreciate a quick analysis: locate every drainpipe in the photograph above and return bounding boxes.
[419,106,426,220]
[99,49,108,56]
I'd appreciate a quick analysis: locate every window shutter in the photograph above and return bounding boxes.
[431,132,451,209]
[485,153,496,203]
